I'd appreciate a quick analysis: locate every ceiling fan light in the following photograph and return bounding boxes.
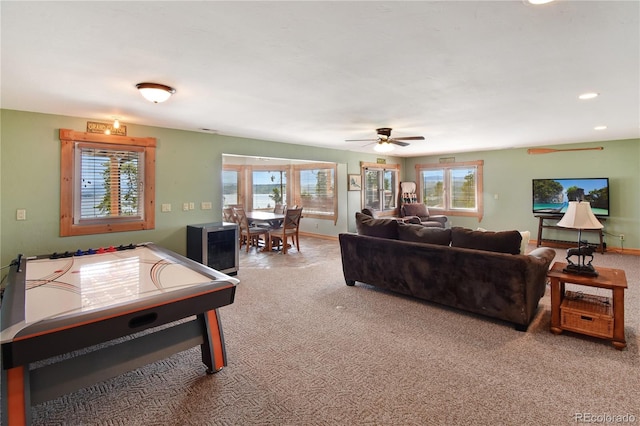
[374,142,394,153]
[136,82,176,103]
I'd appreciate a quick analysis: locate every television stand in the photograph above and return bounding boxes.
[535,214,605,254]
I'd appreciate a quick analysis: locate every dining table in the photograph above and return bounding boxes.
[245,211,285,251]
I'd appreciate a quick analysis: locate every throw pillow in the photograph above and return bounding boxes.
[451,227,522,255]
[355,212,399,239]
[402,203,429,218]
[477,227,531,254]
[519,231,531,254]
[398,223,452,246]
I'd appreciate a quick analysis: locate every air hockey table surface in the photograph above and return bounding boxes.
[1,242,238,425]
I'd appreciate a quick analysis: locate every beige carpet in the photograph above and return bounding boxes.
[26,244,640,425]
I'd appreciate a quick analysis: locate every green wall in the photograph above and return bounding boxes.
[0,109,399,265]
[404,139,640,251]
[1,109,638,267]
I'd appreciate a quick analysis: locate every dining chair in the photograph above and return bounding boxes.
[233,207,269,253]
[223,207,236,223]
[274,204,285,214]
[270,207,303,254]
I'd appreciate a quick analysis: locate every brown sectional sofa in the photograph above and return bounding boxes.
[339,213,556,330]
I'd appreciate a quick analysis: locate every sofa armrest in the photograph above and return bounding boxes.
[428,215,448,225]
[527,247,556,264]
[400,216,421,224]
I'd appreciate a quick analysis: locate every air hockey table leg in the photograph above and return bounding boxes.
[198,309,227,374]
[1,365,30,426]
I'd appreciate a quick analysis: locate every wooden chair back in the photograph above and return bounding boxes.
[223,207,236,223]
[283,207,303,230]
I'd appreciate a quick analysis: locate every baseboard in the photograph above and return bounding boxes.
[299,231,338,241]
[531,240,640,256]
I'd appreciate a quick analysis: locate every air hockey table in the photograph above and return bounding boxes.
[1,243,238,425]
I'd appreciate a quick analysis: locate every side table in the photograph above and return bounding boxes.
[548,262,627,349]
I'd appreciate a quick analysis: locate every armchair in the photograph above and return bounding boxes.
[361,208,421,225]
[400,203,447,228]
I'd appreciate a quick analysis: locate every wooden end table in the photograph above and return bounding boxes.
[548,262,627,350]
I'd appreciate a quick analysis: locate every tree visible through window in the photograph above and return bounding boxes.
[361,163,399,213]
[78,146,143,220]
[416,160,484,220]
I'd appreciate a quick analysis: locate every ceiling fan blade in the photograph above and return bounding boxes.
[391,136,425,141]
[390,140,410,147]
[345,138,379,142]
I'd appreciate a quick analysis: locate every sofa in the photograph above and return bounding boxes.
[400,203,447,228]
[339,213,556,330]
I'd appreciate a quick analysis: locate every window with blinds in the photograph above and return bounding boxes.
[294,166,336,218]
[59,129,156,236]
[74,143,144,223]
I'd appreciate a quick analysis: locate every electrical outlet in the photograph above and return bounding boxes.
[201,201,212,210]
[17,209,26,221]
[620,234,625,241]
[183,203,190,211]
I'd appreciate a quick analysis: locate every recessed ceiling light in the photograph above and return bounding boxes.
[579,92,599,100]
[594,126,607,130]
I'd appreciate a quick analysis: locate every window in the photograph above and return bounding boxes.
[222,168,241,207]
[416,160,484,220]
[222,156,338,222]
[60,129,156,236]
[291,164,337,221]
[361,162,399,214]
[253,170,287,209]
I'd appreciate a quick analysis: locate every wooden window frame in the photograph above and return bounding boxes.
[291,163,338,222]
[415,160,484,221]
[360,162,401,217]
[60,129,156,236]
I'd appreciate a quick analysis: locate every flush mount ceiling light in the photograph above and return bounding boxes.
[136,82,176,103]
[526,0,554,4]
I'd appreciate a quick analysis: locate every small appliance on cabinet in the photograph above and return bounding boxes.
[187,222,239,275]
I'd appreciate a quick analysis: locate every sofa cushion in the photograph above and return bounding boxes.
[355,212,399,239]
[402,203,429,218]
[451,227,522,255]
[398,223,452,246]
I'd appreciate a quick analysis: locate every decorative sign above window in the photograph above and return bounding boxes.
[86,121,127,136]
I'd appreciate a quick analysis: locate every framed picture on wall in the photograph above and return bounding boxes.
[348,174,362,191]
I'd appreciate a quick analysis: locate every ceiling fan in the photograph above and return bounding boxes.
[345,128,425,152]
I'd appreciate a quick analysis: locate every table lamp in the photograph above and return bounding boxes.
[556,200,603,276]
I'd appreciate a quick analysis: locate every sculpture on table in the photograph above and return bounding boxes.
[564,241,597,276]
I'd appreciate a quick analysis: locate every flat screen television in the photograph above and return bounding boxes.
[532,178,609,217]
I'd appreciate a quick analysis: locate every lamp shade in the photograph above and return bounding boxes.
[136,82,176,103]
[374,142,394,153]
[556,201,603,230]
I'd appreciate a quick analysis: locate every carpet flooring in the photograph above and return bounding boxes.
[18,241,640,425]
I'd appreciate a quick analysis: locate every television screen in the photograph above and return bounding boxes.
[532,178,609,216]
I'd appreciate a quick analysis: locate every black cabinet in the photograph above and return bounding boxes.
[187,222,239,275]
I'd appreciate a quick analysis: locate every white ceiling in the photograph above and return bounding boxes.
[2,1,639,157]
